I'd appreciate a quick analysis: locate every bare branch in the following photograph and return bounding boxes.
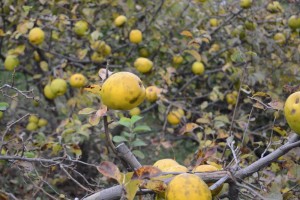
[60,165,94,193]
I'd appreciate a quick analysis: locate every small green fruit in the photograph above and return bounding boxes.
[26,122,38,131]
[4,55,19,71]
[50,78,67,96]
[38,118,48,127]
[29,115,39,123]
[74,20,89,36]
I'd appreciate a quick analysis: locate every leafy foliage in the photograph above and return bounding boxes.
[0,0,300,199]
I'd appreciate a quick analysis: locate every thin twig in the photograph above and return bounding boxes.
[60,164,94,193]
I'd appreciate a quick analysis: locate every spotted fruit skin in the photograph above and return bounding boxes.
[284,91,300,135]
[100,72,145,110]
[166,173,212,200]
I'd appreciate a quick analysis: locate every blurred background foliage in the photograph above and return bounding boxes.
[0,0,300,199]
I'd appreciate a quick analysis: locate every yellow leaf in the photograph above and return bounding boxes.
[0,29,5,36]
[84,84,102,96]
[180,30,193,38]
[77,48,88,60]
[273,126,287,136]
[179,123,200,135]
[88,114,101,126]
[97,161,122,184]
[143,179,167,193]
[206,161,223,170]
[184,50,202,62]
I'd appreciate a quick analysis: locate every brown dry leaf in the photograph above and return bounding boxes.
[0,192,9,200]
[253,102,265,110]
[97,161,122,184]
[88,113,101,126]
[98,68,113,81]
[142,179,167,193]
[14,161,34,172]
[268,100,284,110]
[217,129,229,139]
[178,123,200,135]
[188,38,202,48]
[96,105,107,117]
[180,30,193,38]
[132,166,162,180]
[160,141,173,149]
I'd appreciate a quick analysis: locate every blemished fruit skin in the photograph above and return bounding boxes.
[114,15,127,27]
[166,173,212,200]
[192,165,223,197]
[129,29,142,44]
[134,57,153,73]
[4,55,19,71]
[69,73,87,88]
[100,72,146,110]
[288,15,300,30]
[284,91,300,135]
[44,84,56,100]
[26,122,38,131]
[50,78,68,96]
[172,55,184,65]
[226,93,236,105]
[145,86,158,102]
[240,0,252,9]
[153,159,179,171]
[28,27,45,45]
[192,61,205,75]
[74,20,89,36]
[167,111,181,125]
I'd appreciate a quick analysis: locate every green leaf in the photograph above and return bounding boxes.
[0,102,9,111]
[131,139,147,147]
[78,107,97,115]
[123,131,134,138]
[133,125,151,133]
[24,151,35,158]
[118,117,131,128]
[130,115,143,125]
[113,136,128,143]
[132,150,145,159]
